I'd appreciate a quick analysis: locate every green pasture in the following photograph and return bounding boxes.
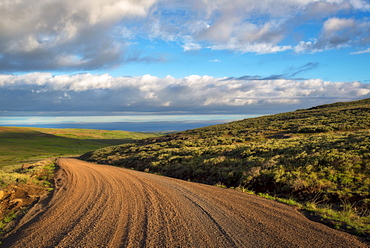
[0,126,159,167]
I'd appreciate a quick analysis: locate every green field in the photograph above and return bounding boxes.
[81,98,370,238]
[0,126,159,167]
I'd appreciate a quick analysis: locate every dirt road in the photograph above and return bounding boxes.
[2,158,367,247]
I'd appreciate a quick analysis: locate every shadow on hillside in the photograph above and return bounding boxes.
[0,128,137,146]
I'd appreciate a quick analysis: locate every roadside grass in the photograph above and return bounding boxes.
[0,211,17,233]
[303,201,370,237]
[0,159,56,236]
[234,187,370,240]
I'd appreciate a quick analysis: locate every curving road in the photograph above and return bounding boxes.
[2,158,367,247]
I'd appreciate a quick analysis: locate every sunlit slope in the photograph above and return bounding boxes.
[81,98,370,208]
[0,127,159,166]
[25,127,160,141]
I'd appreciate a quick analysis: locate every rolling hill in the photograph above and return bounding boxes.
[81,98,370,236]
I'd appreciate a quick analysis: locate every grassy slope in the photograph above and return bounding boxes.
[81,98,370,238]
[81,98,370,194]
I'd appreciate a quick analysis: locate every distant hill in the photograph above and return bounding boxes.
[0,127,159,166]
[81,98,370,214]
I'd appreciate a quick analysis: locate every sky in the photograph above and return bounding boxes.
[0,0,370,131]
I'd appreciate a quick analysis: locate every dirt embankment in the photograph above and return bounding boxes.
[2,158,368,247]
[0,184,48,222]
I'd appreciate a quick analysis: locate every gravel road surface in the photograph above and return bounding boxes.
[2,158,367,247]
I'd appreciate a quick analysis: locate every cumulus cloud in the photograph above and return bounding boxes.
[0,0,157,72]
[1,73,369,114]
[0,0,369,72]
[154,0,370,54]
[294,17,370,52]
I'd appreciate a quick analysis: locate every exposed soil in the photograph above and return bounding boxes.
[0,184,49,225]
[2,158,368,247]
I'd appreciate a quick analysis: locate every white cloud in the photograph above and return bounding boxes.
[1,73,369,114]
[210,40,292,54]
[350,47,370,55]
[150,0,370,54]
[294,40,319,53]
[294,17,370,52]
[0,0,158,71]
[0,0,369,72]
[183,42,202,51]
[323,18,356,32]
[348,0,370,10]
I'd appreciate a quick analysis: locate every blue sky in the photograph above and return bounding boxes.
[0,0,370,131]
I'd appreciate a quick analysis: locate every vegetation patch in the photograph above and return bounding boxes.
[81,98,370,239]
[238,188,369,239]
[0,159,56,237]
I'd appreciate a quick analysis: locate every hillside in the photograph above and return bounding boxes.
[81,98,370,235]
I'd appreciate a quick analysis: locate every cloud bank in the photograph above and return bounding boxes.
[0,0,369,72]
[1,73,369,115]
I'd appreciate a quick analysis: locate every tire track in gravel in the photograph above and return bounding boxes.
[2,158,368,247]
